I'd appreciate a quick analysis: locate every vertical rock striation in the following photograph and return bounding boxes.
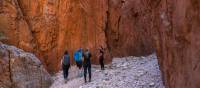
[0,0,156,73]
[0,0,111,73]
[0,0,153,72]
[1,0,200,88]
[106,0,160,57]
[155,0,200,88]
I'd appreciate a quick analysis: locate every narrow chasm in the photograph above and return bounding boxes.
[1,0,199,88]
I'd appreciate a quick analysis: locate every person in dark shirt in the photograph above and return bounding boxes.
[83,49,92,83]
[61,50,70,82]
[99,47,105,70]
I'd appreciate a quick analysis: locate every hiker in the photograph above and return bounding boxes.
[99,46,105,70]
[74,48,83,77]
[61,50,70,82]
[83,49,92,83]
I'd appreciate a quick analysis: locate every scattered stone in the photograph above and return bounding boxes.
[51,53,165,88]
[149,82,155,87]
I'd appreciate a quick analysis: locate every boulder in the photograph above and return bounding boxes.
[0,44,52,88]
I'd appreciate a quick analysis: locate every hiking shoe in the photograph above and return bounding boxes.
[64,79,68,83]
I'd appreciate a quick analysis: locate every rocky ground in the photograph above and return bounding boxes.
[50,53,165,88]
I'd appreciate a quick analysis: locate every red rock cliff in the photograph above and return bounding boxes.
[1,0,200,88]
[0,0,111,73]
[155,0,200,88]
[106,0,157,57]
[0,0,155,73]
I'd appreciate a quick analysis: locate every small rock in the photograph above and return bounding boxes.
[141,56,145,59]
[104,77,110,81]
[149,82,155,87]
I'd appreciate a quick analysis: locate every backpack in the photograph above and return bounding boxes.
[63,55,70,65]
[74,49,83,62]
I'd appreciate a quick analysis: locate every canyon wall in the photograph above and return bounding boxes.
[0,0,155,73]
[0,0,111,73]
[1,0,200,88]
[106,0,158,57]
[155,0,200,88]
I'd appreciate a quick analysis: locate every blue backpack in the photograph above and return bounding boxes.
[74,49,83,62]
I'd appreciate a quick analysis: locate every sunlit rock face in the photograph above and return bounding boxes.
[0,0,155,73]
[0,0,111,73]
[155,0,200,88]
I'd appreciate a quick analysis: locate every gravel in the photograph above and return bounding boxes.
[50,53,165,88]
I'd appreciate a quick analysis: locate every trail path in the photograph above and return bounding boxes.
[50,53,165,88]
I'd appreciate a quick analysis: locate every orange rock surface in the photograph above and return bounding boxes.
[0,0,154,73]
[0,0,111,73]
[155,0,200,88]
[1,0,200,88]
[106,0,156,57]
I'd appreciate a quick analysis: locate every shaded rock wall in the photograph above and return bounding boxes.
[0,43,52,88]
[155,0,200,88]
[106,0,159,57]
